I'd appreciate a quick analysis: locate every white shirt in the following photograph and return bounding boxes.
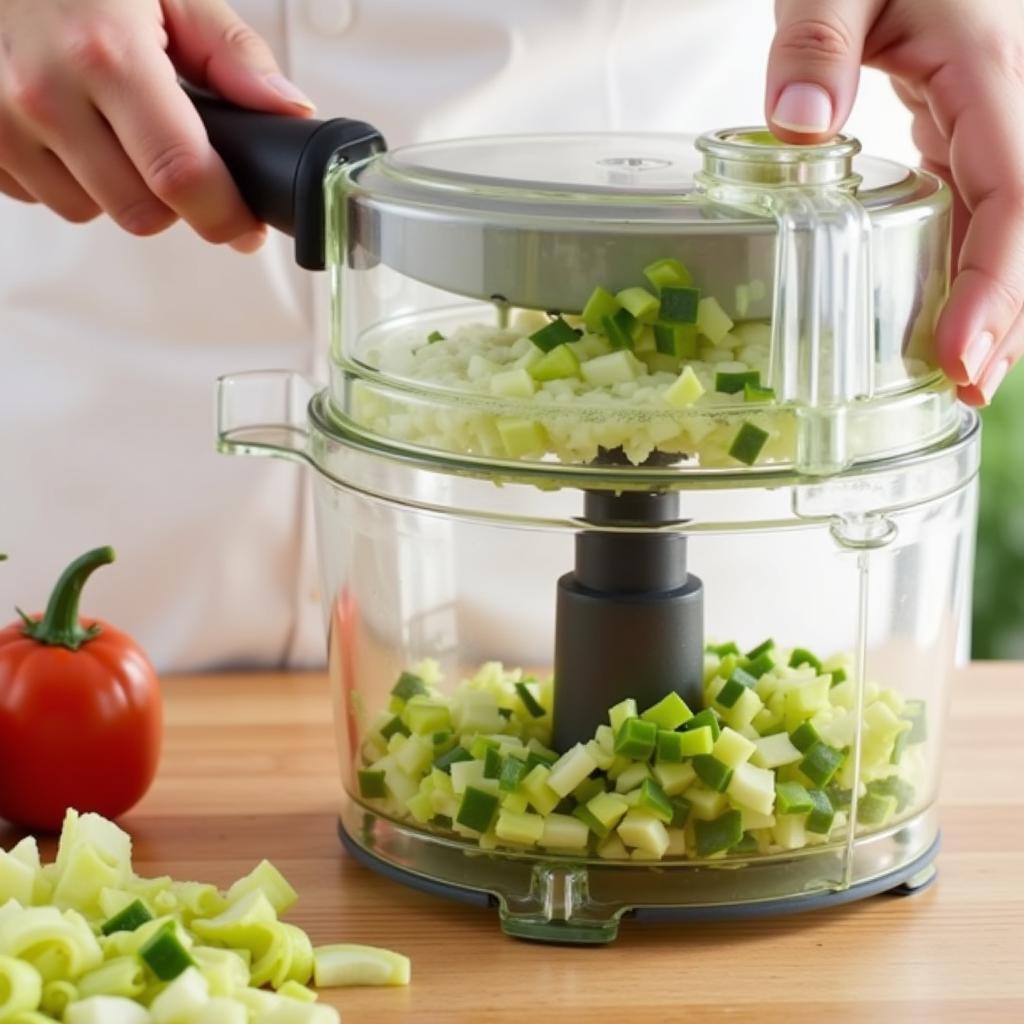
[0,0,913,671]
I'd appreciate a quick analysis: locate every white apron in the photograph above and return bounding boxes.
[0,0,913,671]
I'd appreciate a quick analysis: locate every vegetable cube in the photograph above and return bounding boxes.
[616,287,660,323]
[694,810,743,857]
[546,743,598,797]
[580,350,642,386]
[514,681,546,718]
[636,778,674,823]
[711,728,757,768]
[805,789,835,834]
[640,692,694,730]
[455,786,500,833]
[616,811,670,858]
[729,421,770,465]
[715,369,760,395]
[391,672,428,702]
[659,286,701,324]
[664,366,705,407]
[529,316,579,353]
[493,811,544,843]
[489,367,537,398]
[726,762,776,816]
[652,760,697,796]
[692,755,733,793]
[581,286,622,333]
[643,257,693,290]
[799,742,846,787]
[613,718,658,760]
[528,343,582,382]
[357,770,387,800]
[696,295,734,344]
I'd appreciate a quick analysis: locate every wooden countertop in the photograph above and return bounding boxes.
[9,665,1024,1022]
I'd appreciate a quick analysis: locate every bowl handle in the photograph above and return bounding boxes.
[216,370,318,465]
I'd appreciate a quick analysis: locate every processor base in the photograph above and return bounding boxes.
[337,805,939,945]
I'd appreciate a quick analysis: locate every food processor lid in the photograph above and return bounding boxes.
[346,128,940,221]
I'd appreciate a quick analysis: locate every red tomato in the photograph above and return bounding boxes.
[0,547,161,830]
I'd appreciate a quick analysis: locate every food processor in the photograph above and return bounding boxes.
[195,93,978,943]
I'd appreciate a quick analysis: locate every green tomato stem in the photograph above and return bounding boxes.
[18,546,115,650]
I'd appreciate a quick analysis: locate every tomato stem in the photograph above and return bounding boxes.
[19,546,115,650]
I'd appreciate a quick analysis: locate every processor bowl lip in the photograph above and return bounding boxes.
[306,387,980,494]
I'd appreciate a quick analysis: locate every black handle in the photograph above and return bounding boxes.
[186,86,385,270]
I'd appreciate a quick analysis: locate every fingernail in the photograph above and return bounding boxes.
[961,330,994,382]
[980,358,1009,404]
[265,74,316,111]
[772,83,833,134]
[230,228,266,254]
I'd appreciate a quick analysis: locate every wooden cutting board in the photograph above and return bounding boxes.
[3,664,1022,1023]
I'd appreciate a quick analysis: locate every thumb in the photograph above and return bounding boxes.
[766,0,883,143]
[163,0,316,115]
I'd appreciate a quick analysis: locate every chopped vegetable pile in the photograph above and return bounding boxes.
[353,255,935,468]
[357,642,927,862]
[0,810,409,1023]
[355,258,790,467]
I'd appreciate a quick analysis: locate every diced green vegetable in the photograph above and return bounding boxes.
[498,754,528,793]
[857,790,898,826]
[427,330,445,343]
[776,781,814,814]
[636,779,674,824]
[139,924,194,982]
[581,286,621,333]
[546,743,598,797]
[100,899,153,937]
[580,349,641,386]
[789,721,821,753]
[616,287,660,323]
[696,295,734,344]
[654,322,698,359]
[693,755,733,793]
[789,647,823,671]
[514,681,546,718]
[681,708,721,740]
[659,286,701,325]
[602,308,638,349]
[746,639,775,660]
[482,747,503,780]
[357,769,387,800]
[744,383,776,402]
[694,810,743,856]
[744,652,775,678]
[640,692,693,731]
[643,257,693,290]
[715,677,746,709]
[456,786,500,833]
[608,698,638,732]
[489,367,536,398]
[715,369,761,395]
[433,746,474,773]
[805,789,835,834]
[613,718,658,760]
[708,641,740,657]
[379,716,410,741]
[867,776,916,813]
[655,730,687,762]
[728,421,770,465]
[674,726,714,758]
[669,797,692,828]
[391,672,428,702]
[529,316,579,353]
[799,742,846,787]
[528,344,581,382]
[665,365,705,408]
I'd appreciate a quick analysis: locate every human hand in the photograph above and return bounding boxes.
[0,0,314,251]
[766,0,1024,406]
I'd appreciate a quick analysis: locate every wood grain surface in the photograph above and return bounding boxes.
[4,664,1022,1023]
